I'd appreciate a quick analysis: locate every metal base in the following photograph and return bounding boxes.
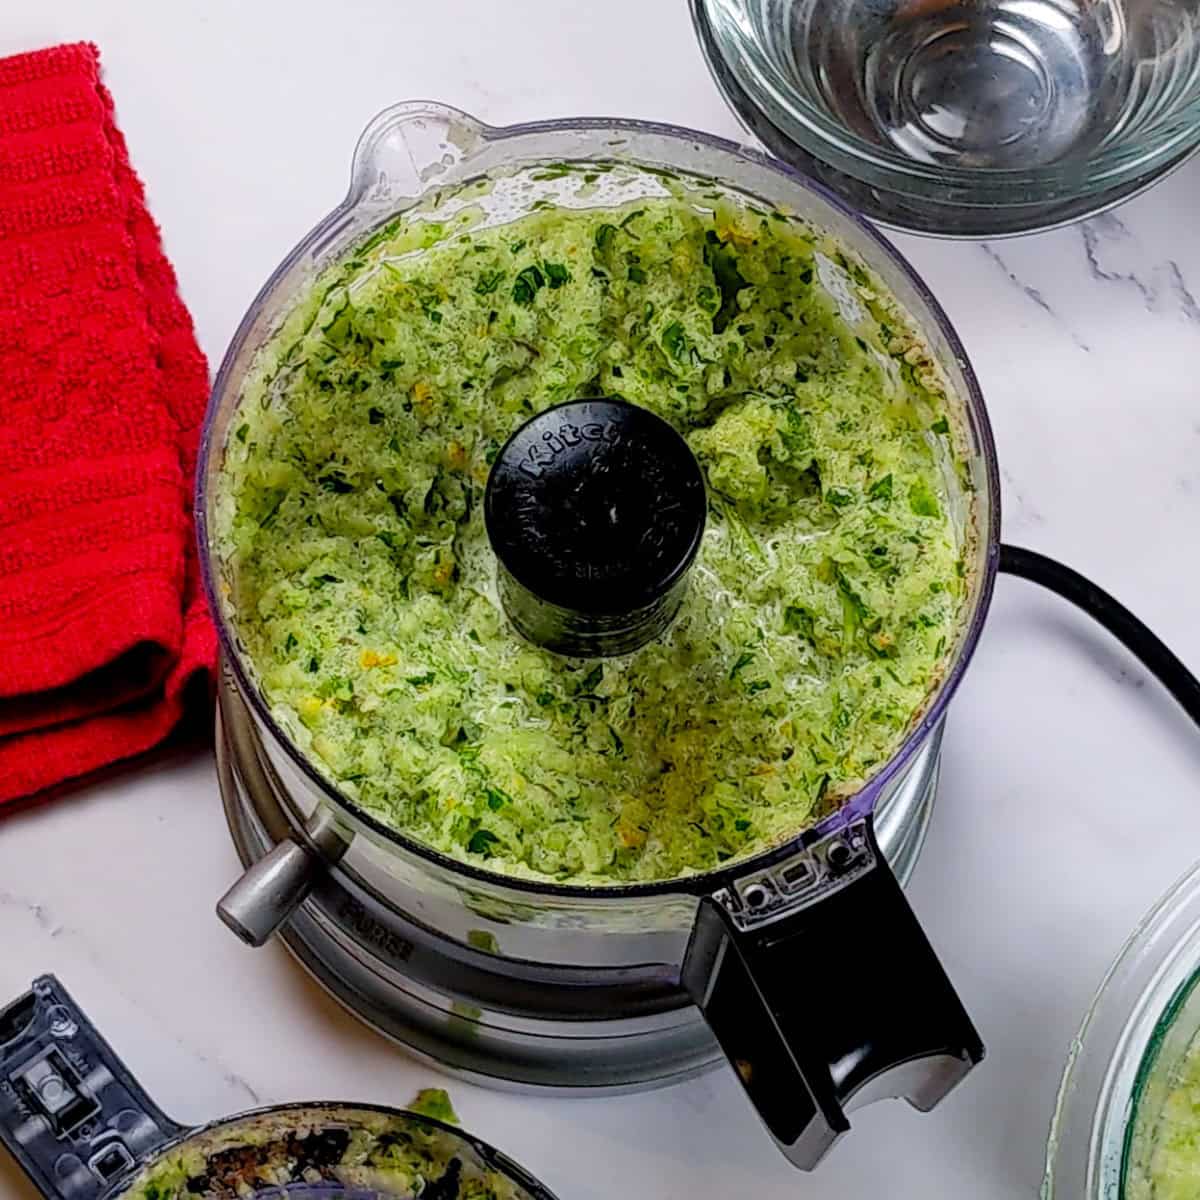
[216,677,941,1094]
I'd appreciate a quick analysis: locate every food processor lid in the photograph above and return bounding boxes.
[484,397,706,656]
[0,977,559,1200]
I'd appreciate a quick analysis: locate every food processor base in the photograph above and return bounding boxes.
[215,669,942,1093]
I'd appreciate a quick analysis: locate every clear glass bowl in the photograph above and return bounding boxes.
[694,0,1200,234]
[1044,858,1200,1198]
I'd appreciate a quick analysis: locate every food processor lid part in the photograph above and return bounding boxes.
[0,977,560,1200]
[484,398,707,656]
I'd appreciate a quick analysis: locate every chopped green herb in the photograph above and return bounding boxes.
[474,270,505,295]
[485,786,512,811]
[662,321,688,362]
[868,474,894,502]
[577,664,604,695]
[512,264,545,305]
[784,605,815,641]
[704,239,748,334]
[909,479,942,518]
[730,651,754,680]
[543,261,571,288]
[407,1088,460,1126]
[467,829,500,856]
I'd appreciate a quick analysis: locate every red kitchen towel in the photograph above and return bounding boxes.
[0,42,216,804]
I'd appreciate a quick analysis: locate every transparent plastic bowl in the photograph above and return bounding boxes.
[694,0,1200,234]
[1044,859,1200,1198]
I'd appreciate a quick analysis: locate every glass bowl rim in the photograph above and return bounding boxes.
[1043,856,1200,1199]
[691,0,1200,203]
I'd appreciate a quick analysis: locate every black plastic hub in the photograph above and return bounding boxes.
[484,398,706,656]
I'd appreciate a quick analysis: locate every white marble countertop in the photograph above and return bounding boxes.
[3,3,1200,1198]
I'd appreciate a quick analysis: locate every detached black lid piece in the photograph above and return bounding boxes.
[485,398,706,657]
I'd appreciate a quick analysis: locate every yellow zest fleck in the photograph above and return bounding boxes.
[716,222,755,247]
[617,822,647,849]
[360,649,397,669]
[299,696,322,719]
[752,762,775,776]
[412,380,433,407]
[446,441,467,470]
[432,556,455,588]
[444,796,457,809]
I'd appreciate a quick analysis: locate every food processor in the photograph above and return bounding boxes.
[197,101,1002,1170]
[0,976,557,1200]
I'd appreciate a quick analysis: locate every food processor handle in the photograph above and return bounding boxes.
[217,836,322,947]
[0,976,187,1200]
[681,814,984,1170]
[216,807,348,947]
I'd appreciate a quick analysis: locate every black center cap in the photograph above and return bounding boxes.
[484,398,707,653]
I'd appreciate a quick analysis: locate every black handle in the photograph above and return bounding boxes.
[0,976,186,1200]
[682,815,983,1170]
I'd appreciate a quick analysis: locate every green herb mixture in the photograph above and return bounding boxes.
[214,189,971,885]
[122,1108,523,1200]
[1127,1017,1200,1199]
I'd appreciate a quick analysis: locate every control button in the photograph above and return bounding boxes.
[781,861,813,889]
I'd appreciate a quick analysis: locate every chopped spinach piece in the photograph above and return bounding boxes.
[467,829,500,856]
[868,474,894,502]
[543,261,571,288]
[512,264,545,305]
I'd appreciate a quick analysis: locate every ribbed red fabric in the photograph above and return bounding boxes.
[0,42,215,804]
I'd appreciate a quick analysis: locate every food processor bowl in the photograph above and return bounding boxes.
[213,658,943,1096]
[692,0,1200,235]
[0,976,557,1200]
[198,102,1001,1169]
[1044,858,1200,1199]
